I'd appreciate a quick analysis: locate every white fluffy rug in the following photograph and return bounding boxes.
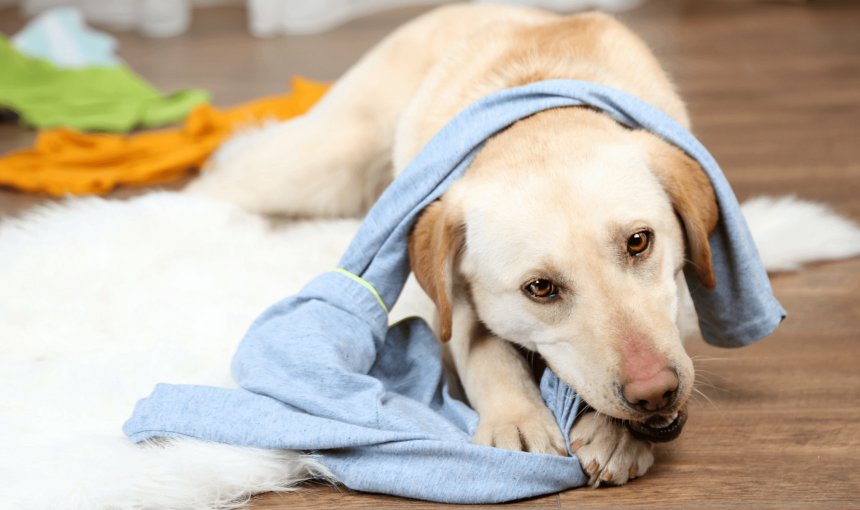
[0,191,858,510]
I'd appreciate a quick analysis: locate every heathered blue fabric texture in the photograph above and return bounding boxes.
[124,80,786,503]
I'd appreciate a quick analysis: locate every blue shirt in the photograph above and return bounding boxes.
[124,80,785,504]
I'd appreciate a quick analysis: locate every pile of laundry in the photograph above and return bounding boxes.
[0,8,328,196]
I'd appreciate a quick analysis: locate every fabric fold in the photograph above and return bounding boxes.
[0,34,208,132]
[0,77,328,196]
[124,79,785,503]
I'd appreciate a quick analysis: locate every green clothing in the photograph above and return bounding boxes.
[0,35,209,132]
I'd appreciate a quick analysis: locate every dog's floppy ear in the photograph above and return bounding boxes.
[408,199,464,343]
[643,135,720,290]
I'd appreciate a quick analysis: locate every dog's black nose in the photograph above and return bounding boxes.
[622,370,679,413]
[624,388,677,413]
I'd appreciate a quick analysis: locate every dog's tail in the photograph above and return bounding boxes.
[741,195,860,272]
[678,196,860,342]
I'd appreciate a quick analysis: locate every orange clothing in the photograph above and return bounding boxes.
[0,77,329,196]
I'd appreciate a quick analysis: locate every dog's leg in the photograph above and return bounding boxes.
[569,412,655,487]
[447,301,567,456]
[185,5,526,217]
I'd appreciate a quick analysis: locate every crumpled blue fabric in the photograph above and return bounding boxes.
[124,80,786,503]
[12,8,120,69]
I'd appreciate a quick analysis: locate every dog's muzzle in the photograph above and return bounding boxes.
[625,403,688,443]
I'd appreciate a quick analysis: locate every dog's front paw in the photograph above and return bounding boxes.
[569,412,654,488]
[471,404,567,456]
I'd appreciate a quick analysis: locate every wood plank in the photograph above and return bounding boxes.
[249,484,559,510]
[557,409,860,508]
[111,5,436,107]
[2,1,860,509]
[682,254,860,410]
[684,350,860,411]
[560,503,860,510]
[557,505,859,509]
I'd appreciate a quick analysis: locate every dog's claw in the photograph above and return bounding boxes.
[570,413,655,487]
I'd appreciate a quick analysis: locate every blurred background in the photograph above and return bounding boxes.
[0,0,643,38]
[3,0,855,220]
[1,1,858,507]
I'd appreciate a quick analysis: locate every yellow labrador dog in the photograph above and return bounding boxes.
[187,4,718,487]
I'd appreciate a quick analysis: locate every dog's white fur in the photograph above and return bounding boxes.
[0,191,858,509]
[740,195,860,272]
[4,5,860,509]
[189,3,715,486]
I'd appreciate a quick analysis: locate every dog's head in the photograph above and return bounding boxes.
[408,107,718,427]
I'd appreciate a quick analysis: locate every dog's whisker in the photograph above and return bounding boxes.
[693,375,718,389]
[692,387,721,413]
[693,378,736,397]
[693,369,734,384]
[693,381,724,395]
[693,372,725,383]
[689,356,731,363]
[573,406,591,424]
[698,382,738,399]
[693,390,721,412]
[692,376,725,393]
[692,368,728,376]
[693,371,736,392]
[574,401,594,420]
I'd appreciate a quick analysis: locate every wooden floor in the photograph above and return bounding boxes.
[1,1,859,508]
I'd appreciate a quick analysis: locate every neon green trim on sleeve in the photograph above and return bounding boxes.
[330,268,389,313]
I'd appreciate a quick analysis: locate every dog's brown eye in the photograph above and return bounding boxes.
[524,279,558,299]
[627,231,651,256]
